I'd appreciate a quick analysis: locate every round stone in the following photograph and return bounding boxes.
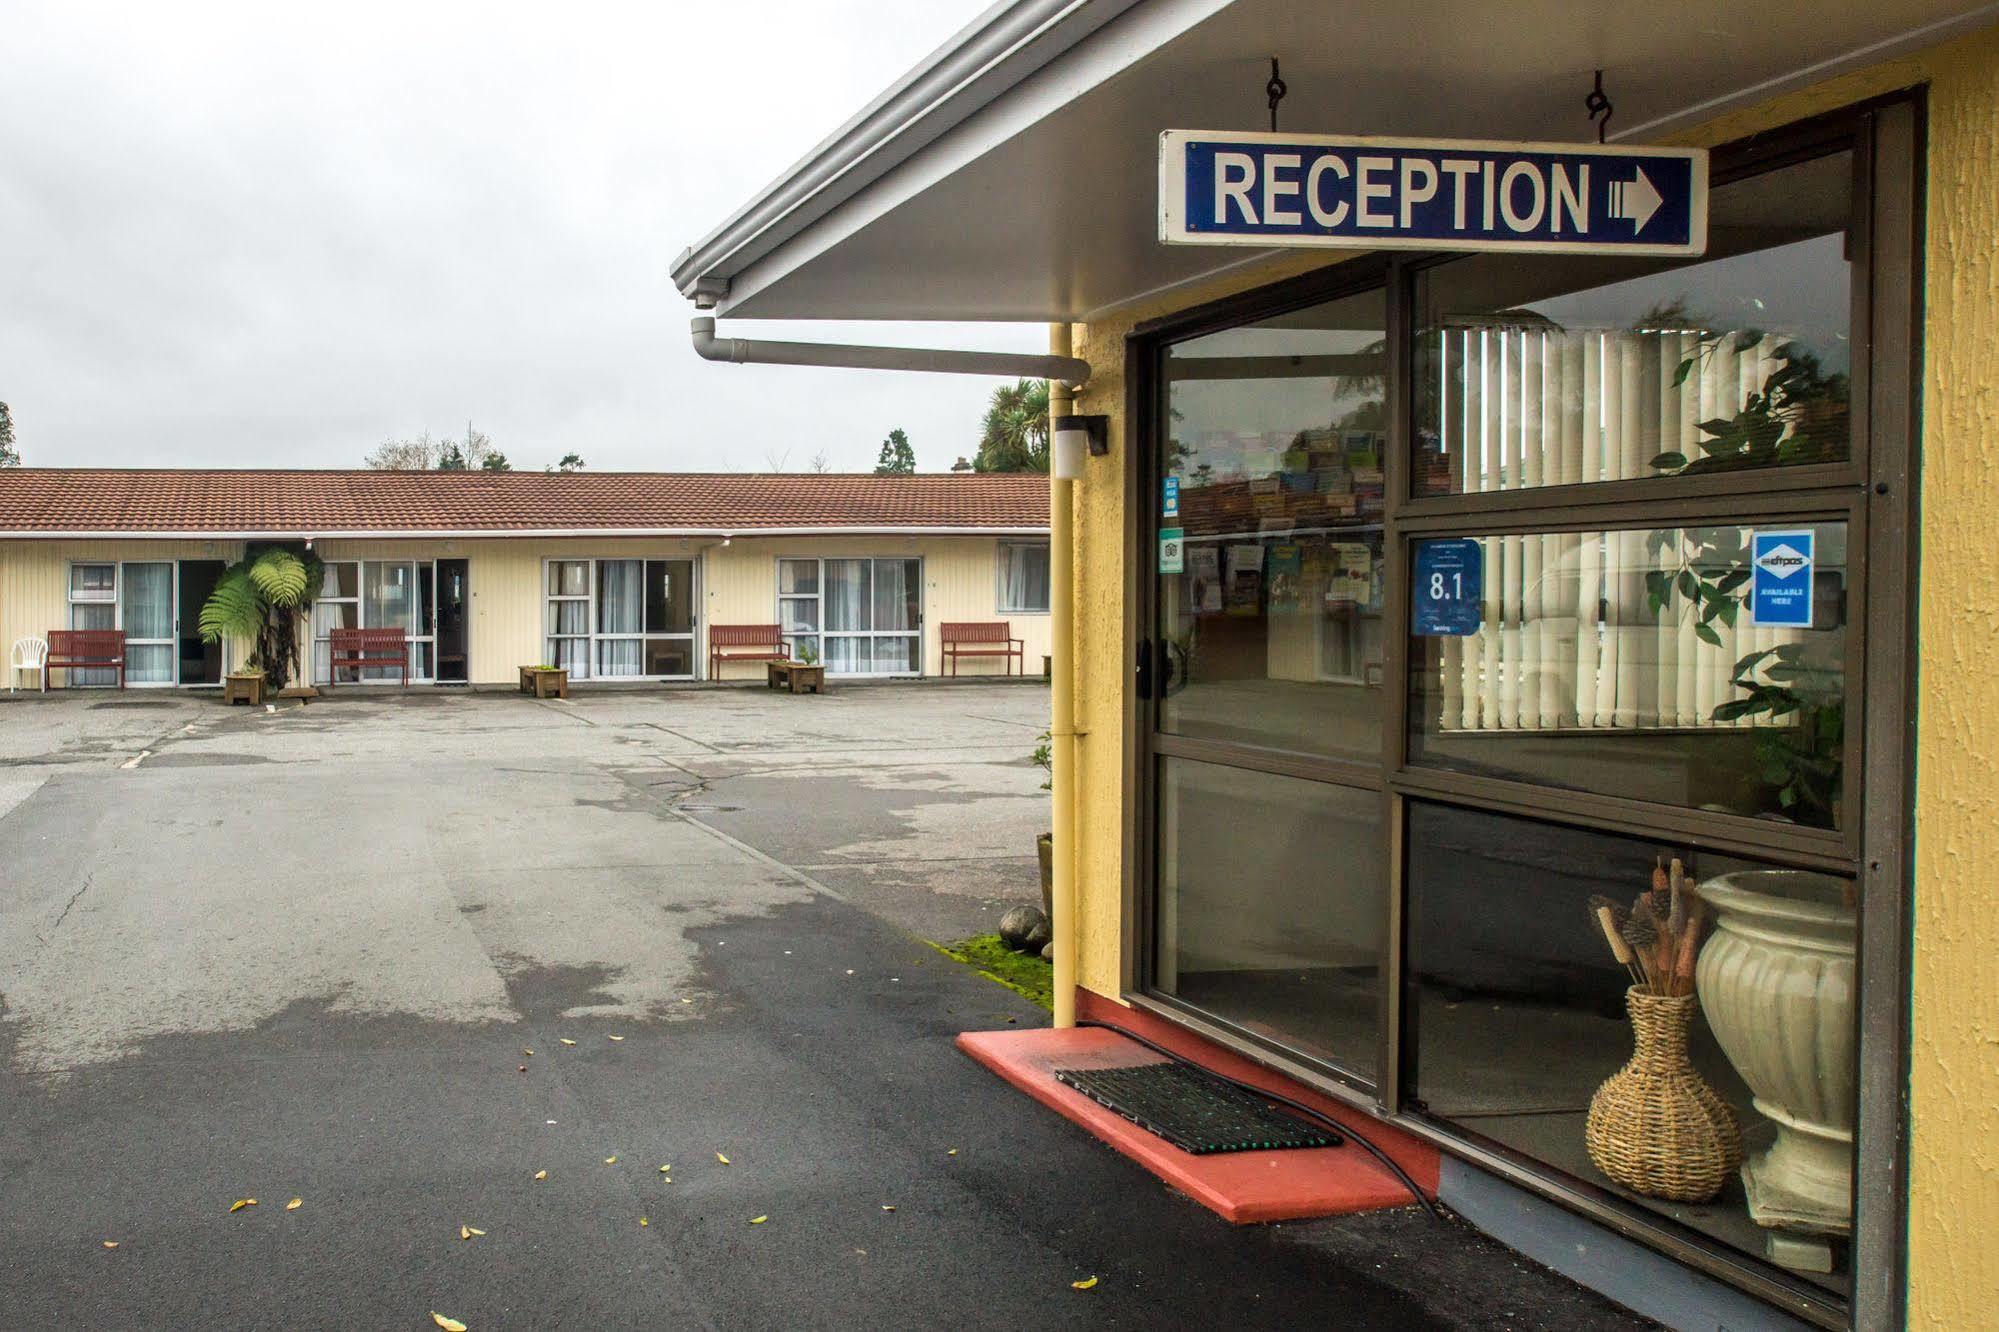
[998,905,1051,953]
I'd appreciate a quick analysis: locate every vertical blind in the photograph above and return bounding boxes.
[1431,325,1800,732]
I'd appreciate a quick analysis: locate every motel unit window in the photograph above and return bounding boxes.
[1134,104,1917,1325]
[543,558,696,680]
[66,561,176,685]
[310,560,437,682]
[997,541,1051,614]
[775,556,922,676]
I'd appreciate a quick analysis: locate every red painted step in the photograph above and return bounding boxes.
[957,995,1437,1224]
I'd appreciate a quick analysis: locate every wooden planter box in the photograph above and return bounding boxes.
[223,672,266,706]
[766,661,825,695]
[519,666,569,699]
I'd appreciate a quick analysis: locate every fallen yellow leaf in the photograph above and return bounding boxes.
[947,1149,959,1157]
[715,1152,730,1165]
[522,1048,534,1057]
[881,1205,896,1212]
[459,1224,486,1240]
[102,1241,119,1249]
[559,1038,577,1047]
[1071,1276,1098,1291]
[229,1199,257,1212]
[749,1215,768,1225]
[608,1035,625,1042]
[604,1156,617,1165]
[432,1315,468,1332]
[658,1164,672,1174]
[533,1170,548,1181]
[639,1217,649,1227]
[286,1198,302,1211]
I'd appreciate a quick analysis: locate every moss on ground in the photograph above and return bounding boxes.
[934,933,1053,1011]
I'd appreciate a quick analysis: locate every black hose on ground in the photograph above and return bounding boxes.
[1075,1018,1444,1223]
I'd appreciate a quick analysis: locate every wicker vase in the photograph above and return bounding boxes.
[1585,987,1742,1203]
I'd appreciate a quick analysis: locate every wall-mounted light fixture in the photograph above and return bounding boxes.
[1052,414,1109,478]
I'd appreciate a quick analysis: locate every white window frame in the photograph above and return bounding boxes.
[541,557,700,682]
[311,559,437,685]
[64,560,187,688]
[995,540,1051,614]
[773,555,923,678]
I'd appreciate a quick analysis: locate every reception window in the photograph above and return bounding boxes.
[1131,103,1916,1326]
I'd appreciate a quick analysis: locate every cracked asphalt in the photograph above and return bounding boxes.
[0,683,1650,1329]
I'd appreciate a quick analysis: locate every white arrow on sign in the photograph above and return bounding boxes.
[1608,167,1663,233]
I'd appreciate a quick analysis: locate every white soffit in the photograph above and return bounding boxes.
[681,0,1995,323]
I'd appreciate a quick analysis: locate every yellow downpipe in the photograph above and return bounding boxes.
[1048,323,1078,1029]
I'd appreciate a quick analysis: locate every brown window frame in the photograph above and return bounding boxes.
[1120,93,1922,1331]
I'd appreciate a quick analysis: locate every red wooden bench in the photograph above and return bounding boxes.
[940,621,1024,677]
[709,624,791,680]
[47,629,126,689]
[327,626,409,686]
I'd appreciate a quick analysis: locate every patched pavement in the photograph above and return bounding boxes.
[0,684,1649,1329]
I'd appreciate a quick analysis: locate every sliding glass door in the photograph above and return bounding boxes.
[792,557,922,676]
[313,560,436,684]
[542,558,698,680]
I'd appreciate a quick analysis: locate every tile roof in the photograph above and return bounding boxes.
[0,469,1048,534]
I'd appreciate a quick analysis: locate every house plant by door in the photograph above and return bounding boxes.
[1694,869,1855,1269]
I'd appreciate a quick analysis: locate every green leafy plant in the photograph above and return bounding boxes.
[1031,729,1052,791]
[199,545,321,692]
[1649,332,1848,477]
[797,643,819,666]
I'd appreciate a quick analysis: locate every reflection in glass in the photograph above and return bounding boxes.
[1155,759,1382,1082]
[1406,801,1853,1296]
[1414,152,1852,496]
[1408,522,1848,829]
[1159,286,1388,759]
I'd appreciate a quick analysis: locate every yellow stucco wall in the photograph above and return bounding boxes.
[0,534,1051,689]
[0,540,248,682]
[1062,27,1999,1323]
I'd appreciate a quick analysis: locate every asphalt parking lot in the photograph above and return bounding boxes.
[0,682,1648,1329]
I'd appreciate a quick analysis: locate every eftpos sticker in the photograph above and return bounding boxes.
[1159,527,1185,574]
[1163,475,1180,518]
[1750,529,1815,627]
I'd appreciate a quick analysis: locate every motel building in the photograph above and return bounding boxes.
[672,5,1999,1330]
[0,470,1051,687]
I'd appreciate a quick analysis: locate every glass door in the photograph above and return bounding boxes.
[176,560,226,685]
[120,562,175,685]
[1142,283,1391,1088]
[822,557,921,676]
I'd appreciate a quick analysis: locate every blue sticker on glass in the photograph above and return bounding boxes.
[1163,476,1180,518]
[1412,538,1483,636]
[1750,529,1814,628]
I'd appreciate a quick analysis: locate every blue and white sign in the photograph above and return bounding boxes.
[1412,538,1484,636]
[1750,529,1815,628]
[1160,131,1707,257]
[1163,475,1180,518]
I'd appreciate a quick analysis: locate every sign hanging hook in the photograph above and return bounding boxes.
[1585,69,1613,143]
[1266,58,1288,133]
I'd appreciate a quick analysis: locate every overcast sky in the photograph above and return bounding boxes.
[0,1,1046,474]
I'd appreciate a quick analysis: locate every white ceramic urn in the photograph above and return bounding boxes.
[1694,870,1855,1247]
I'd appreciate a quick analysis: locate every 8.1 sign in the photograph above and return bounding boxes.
[1412,539,1483,636]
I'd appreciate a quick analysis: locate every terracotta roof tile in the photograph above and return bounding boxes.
[0,470,1048,533]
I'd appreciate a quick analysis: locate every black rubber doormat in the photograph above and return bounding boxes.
[1053,1061,1341,1155]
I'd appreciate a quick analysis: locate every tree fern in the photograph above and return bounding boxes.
[246,549,310,607]
[198,568,265,644]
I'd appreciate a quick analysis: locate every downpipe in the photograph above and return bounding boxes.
[1048,323,1079,1029]
[690,316,1089,387]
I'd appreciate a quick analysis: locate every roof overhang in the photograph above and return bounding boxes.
[0,526,1049,541]
[673,0,1996,323]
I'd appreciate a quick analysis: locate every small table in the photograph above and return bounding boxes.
[766,661,825,695]
[519,666,570,699]
[223,672,266,706]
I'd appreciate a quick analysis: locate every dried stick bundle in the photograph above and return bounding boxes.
[1587,856,1704,997]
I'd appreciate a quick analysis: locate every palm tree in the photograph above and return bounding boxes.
[199,546,320,690]
[974,379,1050,473]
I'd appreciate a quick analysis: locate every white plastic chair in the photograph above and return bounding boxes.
[11,636,48,693]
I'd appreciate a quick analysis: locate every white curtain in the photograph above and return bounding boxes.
[873,559,916,632]
[1433,324,1795,734]
[547,636,588,676]
[597,560,642,634]
[1001,543,1049,612]
[825,560,870,633]
[597,640,642,677]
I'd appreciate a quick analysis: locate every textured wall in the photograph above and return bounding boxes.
[1063,25,1999,1321]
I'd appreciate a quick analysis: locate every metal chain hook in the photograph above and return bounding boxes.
[1585,68,1613,144]
[1266,57,1287,133]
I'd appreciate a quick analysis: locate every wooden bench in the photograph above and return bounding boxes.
[940,621,1024,677]
[709,624,790,680]
[47,629,126,689]
[327,626,409,686]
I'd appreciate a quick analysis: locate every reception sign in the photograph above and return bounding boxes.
[1160,131,1706,257]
